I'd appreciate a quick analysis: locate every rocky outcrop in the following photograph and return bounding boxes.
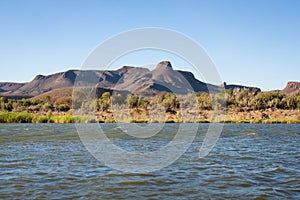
[281,81,300,94]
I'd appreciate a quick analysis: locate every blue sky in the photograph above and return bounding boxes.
[0,0,299,91]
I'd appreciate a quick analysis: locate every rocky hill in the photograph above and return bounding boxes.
[281,81,300,94]
[1,61,263,99]
[0,82,25,93]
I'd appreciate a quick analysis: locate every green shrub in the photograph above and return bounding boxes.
[43,102,54,111]
[0,112,33,123]
[57,104,70,112]
[139,97,149,109]
[127,94,139,109]
[160,93,180,111]
[197,93,212,110]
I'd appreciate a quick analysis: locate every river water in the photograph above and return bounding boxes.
[0,123,299,199]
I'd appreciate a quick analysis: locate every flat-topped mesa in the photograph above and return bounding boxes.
[286,81,300,89]
[281,81,300,94]
[155,61,173,70]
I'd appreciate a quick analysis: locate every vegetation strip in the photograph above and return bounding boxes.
[0,89,299,123]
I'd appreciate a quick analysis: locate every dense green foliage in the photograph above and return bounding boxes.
[1,90,300,113]
[226,89,300,110]
[0,96,71,113]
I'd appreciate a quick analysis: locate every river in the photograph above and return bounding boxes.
[0,124,299,199]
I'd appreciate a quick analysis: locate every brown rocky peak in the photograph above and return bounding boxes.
[281,81,300,94]
[155,61,173,70]
[116,66,135,74]
[286,81,300,88]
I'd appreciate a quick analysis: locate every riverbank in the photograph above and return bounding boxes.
[0,112,95,123]
[1,89,299,123]
[0,109,299,124]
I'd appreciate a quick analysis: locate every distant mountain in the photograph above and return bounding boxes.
[0,82,26,93]
[1,61,263,99]
[107,61,221,96]
[281,81,300,94]
[2,70,103,98]
[221,82,261,92]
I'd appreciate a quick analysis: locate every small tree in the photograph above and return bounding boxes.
[127,94,139,109]
[96,92,111,111]
[139,97,149,109]
[286,92,300,110]
[197,93,212,110]
[161,93,180,111]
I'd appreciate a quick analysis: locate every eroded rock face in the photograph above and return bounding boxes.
[155,61,173,70]
[281,81,300,94]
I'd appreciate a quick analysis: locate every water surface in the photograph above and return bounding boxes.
[0,124,299,199]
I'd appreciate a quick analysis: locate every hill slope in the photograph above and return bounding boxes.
[1,61,263,99]
[0,82,26,93]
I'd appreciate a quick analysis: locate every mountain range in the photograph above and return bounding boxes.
[0,61,298,100]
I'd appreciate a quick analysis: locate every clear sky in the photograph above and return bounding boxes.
[0,0,299,91]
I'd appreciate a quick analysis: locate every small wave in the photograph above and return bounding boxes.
[279,179,299,184]
[119,181,151,186]
[233,182,253,188]
[107,173,154,177]
[34,172,48,176]
[254,167,287,174]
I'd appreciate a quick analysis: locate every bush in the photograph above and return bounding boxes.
[43,102,54,111]
[139,97,149,109]
[95,92,111,111]
[0,97,8,103]
[127,94,139,109]
[20,99,31,107]
[57,104,70,112]
[251,91,285,110]
[286,92,300,109]
[161,93,180,111]
[197,93,212,110]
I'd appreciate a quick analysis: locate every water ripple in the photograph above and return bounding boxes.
[0,124,299,199]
